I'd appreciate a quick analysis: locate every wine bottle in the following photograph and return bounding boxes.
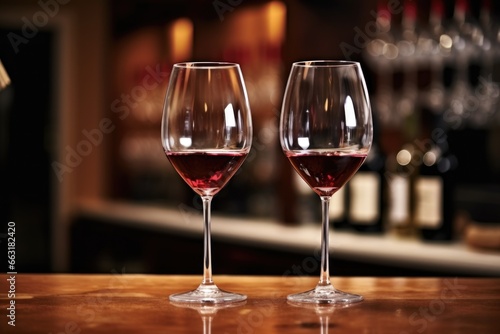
[365,0,397,127]
[348,143,385,233]
[414,142,457,241]
[394,0,420,141]
[419,0,447,113]
[385,144,417,238]
[479,0,498,79]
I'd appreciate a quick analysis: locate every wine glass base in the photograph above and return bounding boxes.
[169,283,247,304]
[287,284,363,304]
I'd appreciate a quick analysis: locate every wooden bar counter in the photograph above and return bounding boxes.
[1,275,499,333]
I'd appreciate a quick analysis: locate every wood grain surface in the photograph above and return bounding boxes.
[1,275,499,333]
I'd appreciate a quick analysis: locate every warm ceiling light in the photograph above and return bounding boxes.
[265,1,286,46]
[169,18,193,63]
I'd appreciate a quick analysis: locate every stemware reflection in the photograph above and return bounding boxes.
[170,301,246,334]
[288,300,359,334]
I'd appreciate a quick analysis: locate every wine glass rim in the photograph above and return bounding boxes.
[293,60,360,67]
[173,62,240,69]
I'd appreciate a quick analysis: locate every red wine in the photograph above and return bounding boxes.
[166,151,247,196]
[286,151,367,197]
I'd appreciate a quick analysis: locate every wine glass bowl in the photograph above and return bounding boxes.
[162,62,252,303]
[280,60,373,303]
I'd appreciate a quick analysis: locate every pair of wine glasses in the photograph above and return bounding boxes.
[161,60,372,304]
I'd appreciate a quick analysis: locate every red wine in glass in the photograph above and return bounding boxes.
[166,151,247,196]
[162,62,252,304]
[280,60,373,304]
[286,151,367,197]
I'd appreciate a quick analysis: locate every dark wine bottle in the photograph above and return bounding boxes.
[414,142,457,241]
[385,145,416,238]
[348,143,385,233]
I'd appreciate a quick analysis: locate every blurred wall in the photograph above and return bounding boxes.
[0,0,109,272]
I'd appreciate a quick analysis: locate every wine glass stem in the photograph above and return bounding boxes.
[320,315,329,334]
[202,195,214,285]
[202,316,212,334]
[319,196,331,286]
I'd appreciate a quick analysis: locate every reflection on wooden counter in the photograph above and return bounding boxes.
[1,275,499,334]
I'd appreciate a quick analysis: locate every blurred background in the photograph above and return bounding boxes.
[1,0,499,276]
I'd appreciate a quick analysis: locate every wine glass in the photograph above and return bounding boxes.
[280,60,372,303]
[161,62,252,303]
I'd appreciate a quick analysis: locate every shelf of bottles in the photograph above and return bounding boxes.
[322,0,500,244]
[109,0,500,249]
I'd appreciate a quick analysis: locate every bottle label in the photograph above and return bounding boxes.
[415,176,443,228]
[329,186,345,221]
[388,175,410,226]
[348,172,380,224]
